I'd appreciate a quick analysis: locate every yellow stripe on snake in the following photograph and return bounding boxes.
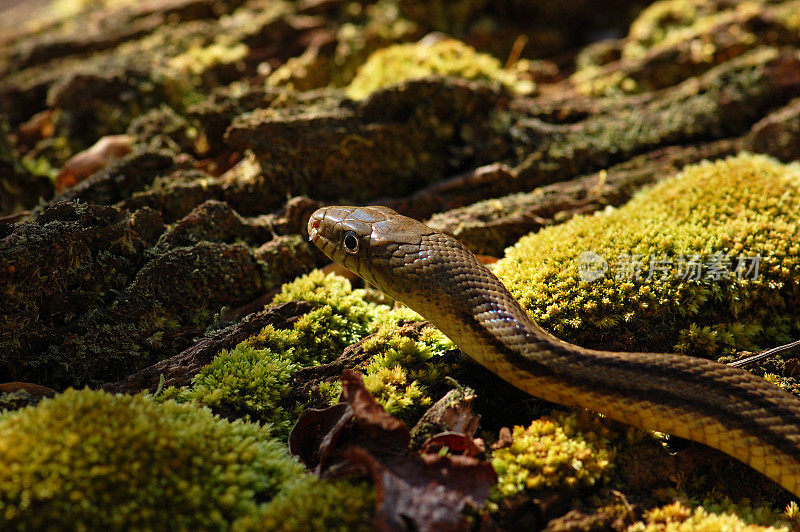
[308,205,800,497]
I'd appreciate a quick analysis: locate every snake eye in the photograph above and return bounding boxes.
[342,231,360,254]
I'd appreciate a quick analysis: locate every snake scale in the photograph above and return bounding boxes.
[308,205,800,497]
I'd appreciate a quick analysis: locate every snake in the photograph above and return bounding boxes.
[307,205,800,497]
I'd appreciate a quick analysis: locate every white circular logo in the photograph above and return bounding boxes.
[577,251,608,282]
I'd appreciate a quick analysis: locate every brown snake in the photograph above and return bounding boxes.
[308,205,800,497]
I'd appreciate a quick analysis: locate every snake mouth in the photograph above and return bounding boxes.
[307,208,340,262]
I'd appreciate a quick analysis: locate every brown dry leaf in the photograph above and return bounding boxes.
[289,370,497,531]
[420,431,485,457]
[344,448,497,532]
[288,402,352,473]
[55,134,134,192]
[17,109,56,148]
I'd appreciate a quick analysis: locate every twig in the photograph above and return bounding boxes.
[727,339,800,368]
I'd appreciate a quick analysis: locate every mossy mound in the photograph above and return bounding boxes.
[0,389,303,530]
[346,38,534,99]
[234,477,375,532]
[494,153,800,358]
[162,344,300,433]
[491,411,616,499]
[358,318,456,424]
[629,499,797,531]
[164,271,385,433]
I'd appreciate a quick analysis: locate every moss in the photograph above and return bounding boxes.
[0,389,305,530]
[165,271,388,434]
[169,41,249,77]
[0,391,37,412]
[359,322,456,424]
[234,477,375,532]
[493,154,800,359]
[346,38,534,100]
[491,411,616,499]
[161,344,300,433]
[629,499,797,531]
[271,270,380,347]
[623,0,757,59]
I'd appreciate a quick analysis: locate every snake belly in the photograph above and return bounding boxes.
[307,205,800,497]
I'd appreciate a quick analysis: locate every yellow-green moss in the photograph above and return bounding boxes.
[169,42,249,76]
[234,478,375,532]
[494,154,800,359]
[346,38,534,99]
[491,411,616,499]
[337,312,457,424]
[628,499,798,531]
[0,389,304,530]
[623,0,761,60]
[162,271,385,434]
[161,344,300,433]
[573,0,800,96]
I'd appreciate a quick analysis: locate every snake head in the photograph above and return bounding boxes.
[307,205,438,302]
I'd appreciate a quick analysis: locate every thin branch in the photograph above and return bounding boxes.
[727,339,800,368]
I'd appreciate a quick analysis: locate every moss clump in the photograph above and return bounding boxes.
[491,411,615,499]
[166,272,455,433]
[0,391,37,412]
[359,321,456,424]
[162,344,300,433]
[270,270,381,358]
[628,499,797,531]
[494,154,800,359]
[0,389,305,530]
[346,38,534,100]
[165,271,386,434]
[234,477,375,532]
[169,42,249,77]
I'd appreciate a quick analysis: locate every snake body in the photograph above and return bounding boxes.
[308,205,800,497]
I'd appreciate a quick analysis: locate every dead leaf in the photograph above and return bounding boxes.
[344,448,497,532]
[289,371,497,531]
[420,431,485,457]
[55,134,134,192]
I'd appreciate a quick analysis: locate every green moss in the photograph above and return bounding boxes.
[169,42,249,77]
[346,38,534,100]
[165,272,455,433]
[0,391,37,412]
[494,154,800,358]
[162,344,300,433]
[234,477,375,532]
[572,0,800,96]
[0,389,304,530]
[629,499,797,531]
[359,323,456,424]
[165,271,389,434]
[491,411,615,499]
[271,270,380,349]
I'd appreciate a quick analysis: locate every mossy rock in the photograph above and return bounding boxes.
[346,38,534,100]
[494,153,800,358]
[0,389,304,530]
